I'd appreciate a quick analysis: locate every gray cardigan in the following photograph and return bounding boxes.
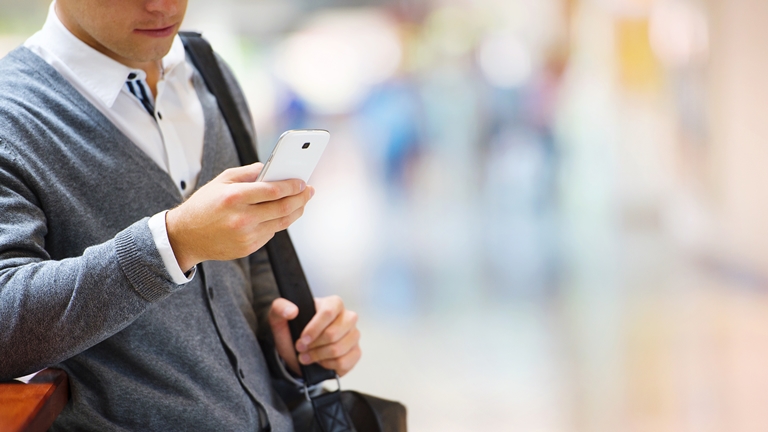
[0,47,293,431]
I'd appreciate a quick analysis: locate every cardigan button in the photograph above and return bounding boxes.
[239,368,245,379]
[208,286,214,300]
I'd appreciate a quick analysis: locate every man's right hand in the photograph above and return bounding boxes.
[165,162,314,272]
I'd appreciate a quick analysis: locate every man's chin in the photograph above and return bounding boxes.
[121,38,176,64]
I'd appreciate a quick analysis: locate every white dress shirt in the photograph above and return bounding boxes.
[24,2,203,284]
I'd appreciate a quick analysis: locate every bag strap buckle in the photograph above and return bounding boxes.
[303,373,342,402]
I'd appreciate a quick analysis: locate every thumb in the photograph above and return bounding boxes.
[220,162,263,183]
[268,298,301,375]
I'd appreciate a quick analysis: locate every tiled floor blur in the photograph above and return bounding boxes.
[340,235,768,432]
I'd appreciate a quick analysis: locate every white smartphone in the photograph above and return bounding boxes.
[256,129,330,183]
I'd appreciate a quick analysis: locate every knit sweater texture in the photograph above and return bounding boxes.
[0,46,293,431]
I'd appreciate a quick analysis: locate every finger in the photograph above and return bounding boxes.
[297,310,358,352]
[268,298,301,375]
[295,296,344,352]
[219,163,264,183]
[268,297,299,326]
[246,203,307,243]
[298,327,360,365]
[222,180,307,210]
[317,345,362,377]
[246,188,312,223]
[213,191,310,249]
[231,178,307,206]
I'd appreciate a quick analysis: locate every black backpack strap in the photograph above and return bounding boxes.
[179,32,339,388]
[179,31,259,165]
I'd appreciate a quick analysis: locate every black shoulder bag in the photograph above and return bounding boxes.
[179,32,407,432]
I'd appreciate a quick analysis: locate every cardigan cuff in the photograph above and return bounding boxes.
[115,218,180,302]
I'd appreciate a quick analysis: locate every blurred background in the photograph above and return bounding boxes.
[3,0,768,430]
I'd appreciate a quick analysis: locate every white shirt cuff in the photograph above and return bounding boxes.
[148,210,195,285]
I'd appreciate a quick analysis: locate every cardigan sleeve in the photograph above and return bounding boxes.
[0,142,182,380]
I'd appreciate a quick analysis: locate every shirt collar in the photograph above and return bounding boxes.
[29,1,188,108]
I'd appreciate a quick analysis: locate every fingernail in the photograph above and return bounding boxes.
[301,335,312,346]
[299,354,311,365]
[296,342,306,352]
[300,181,306,192]
[282,305,296,318]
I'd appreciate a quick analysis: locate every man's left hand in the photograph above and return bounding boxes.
[268,296,361,377]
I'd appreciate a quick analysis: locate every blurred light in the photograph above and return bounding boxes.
[273,9,402,114]
[616,18,662,91]
[477,32,532,89]
[649,0,709,67]
[423,6,478,58]
[239,67,277,127]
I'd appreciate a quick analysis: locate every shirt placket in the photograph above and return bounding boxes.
[155,80,193,197]
[126,74,191,198]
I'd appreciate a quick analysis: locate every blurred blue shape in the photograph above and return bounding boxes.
[357,81,422,191]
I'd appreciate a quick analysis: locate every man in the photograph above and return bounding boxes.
[0,0,361,430]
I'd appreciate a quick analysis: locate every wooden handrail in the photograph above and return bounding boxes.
[0,369,69,432]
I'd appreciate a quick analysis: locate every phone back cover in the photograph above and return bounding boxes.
[260,130,330,183]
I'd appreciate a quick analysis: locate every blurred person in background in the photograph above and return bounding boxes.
[0,0,361,430]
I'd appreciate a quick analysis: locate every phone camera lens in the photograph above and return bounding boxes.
[302,142,310,149]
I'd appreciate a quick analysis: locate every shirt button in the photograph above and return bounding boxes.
[157,111,163,120]
[207,286,214,300]
[180,181,187,190]
[239,368,245,379]
[127,72,137,80]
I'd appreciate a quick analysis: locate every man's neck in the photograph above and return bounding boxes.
[143,64,162,97]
